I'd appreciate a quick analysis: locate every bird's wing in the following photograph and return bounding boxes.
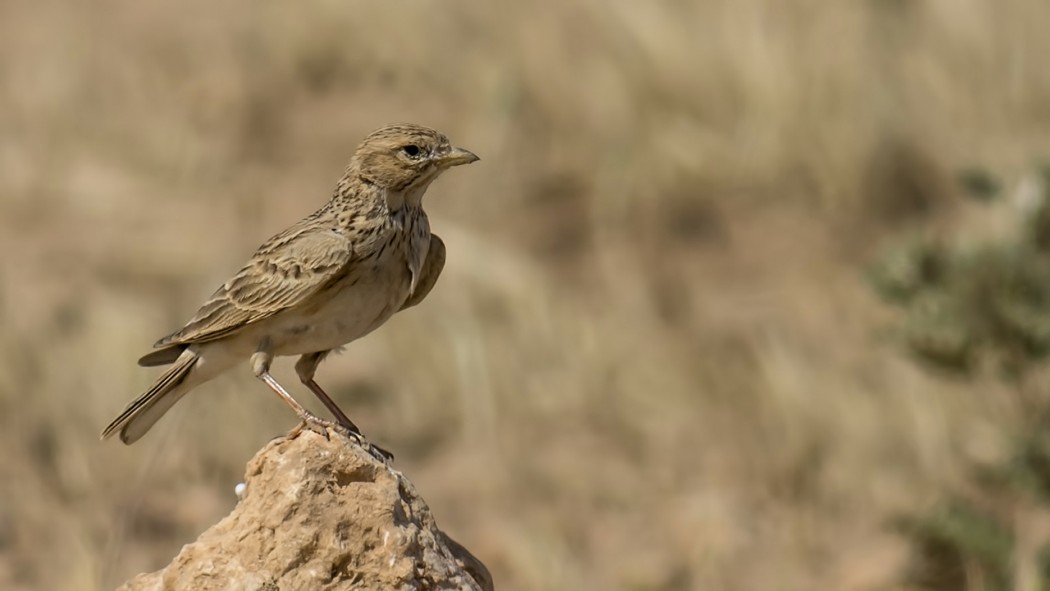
[154,224,355,347]
[400,233,445,311]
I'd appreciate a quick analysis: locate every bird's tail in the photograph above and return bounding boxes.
[101,352,199,444]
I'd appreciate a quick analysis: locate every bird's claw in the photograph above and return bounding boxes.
[329,420,395,463]
[288,413,335,440]
[289,414,394,464]
[364,441,395,464]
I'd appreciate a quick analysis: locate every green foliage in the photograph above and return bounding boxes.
[895,500,1013,591]
[874,165,1050,590]
[896,427,1050,590]
[868,167,1050,377]
[958,167,1002,202]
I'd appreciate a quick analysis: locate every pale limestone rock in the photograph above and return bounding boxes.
[117,427,492,591]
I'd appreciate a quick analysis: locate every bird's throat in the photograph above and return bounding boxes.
[385,188,406,211]
[386,176,438,210]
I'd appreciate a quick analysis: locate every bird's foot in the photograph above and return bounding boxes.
[331,421,395,464]
[288,414,335,440]
[289,414,394,464]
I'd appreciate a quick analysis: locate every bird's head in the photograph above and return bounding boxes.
[348,123,479,194]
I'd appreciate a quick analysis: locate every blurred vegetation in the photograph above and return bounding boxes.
[871,166,1050,589]
[3,1,1050,590]
[870,166,1050,377]
[893,424,1050,591]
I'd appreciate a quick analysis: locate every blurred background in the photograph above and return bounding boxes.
[3,1,1050,589]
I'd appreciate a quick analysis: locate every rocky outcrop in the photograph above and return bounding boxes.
[117,426,492,591]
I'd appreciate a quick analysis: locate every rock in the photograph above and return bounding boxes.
[116,426,493,591]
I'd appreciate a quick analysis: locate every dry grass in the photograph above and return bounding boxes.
[3,0,1050,589]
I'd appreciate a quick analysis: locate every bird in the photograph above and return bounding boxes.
[101,123,478,453]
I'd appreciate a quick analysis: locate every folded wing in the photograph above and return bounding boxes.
[155,224,355,347]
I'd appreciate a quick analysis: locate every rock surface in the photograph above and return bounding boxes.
[117,426,493,591]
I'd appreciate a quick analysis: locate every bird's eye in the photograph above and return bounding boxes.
[401,145,421,157]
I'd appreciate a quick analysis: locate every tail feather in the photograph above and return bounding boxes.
[138,344,187,367]
[101,352,199,444]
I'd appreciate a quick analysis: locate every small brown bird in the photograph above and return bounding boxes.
[101,123,478,449]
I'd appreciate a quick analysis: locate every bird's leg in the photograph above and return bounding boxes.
[251,347,330,429]
[296,351,394,462]
[295,351,362,435]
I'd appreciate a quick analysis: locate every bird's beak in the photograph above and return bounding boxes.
[436,146,480,168]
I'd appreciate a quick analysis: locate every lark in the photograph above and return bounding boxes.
[101,123,478,452]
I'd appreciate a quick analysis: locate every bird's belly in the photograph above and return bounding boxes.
[269,265,411,356]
